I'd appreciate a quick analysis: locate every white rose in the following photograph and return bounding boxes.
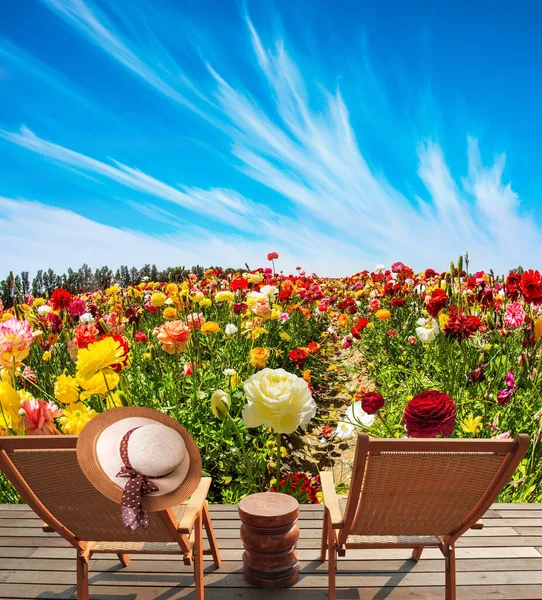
[242,368,316,434]
[79,312,95,324]
[225,323,238,336]
[415,317,440,344]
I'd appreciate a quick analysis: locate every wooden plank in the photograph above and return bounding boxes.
[494,511,542,519]
[0,547,36,558]
[492,504,542,510]
[514,528,542,536]
[0,536,69,548]
[5,556,542,575]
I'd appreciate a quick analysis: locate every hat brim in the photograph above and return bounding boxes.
[77,407,202,511]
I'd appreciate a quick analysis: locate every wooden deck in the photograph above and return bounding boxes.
[1,503,542,599]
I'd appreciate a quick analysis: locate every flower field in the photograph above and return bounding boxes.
[1,256,541,504]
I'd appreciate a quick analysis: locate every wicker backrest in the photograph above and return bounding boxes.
[345,436,528,539]
[0,439,175,543]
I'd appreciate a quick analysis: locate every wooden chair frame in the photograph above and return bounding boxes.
[0,436,221,600]
[320,433,529,600]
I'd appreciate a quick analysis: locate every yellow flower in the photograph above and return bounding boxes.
[151,292,167,307]
[42,351,51,361]
[200,297,212,307]
[54,374,79,405]
[1,313,12,322]
[302,369,311,383]
[163,306,178,320]
[191,291,205,303]
[105,391,124,409]
[106,284,119,296]
[210,389,231,419]
[439,312,450,330]
[166,283,179,295]
[32,297,45,307]
[78,370,119,400]
[201,321,220,334]
[375,309,391,321]
[337,313,349,328]
[280,332,291,342]
[535,316,542,340]
[366,322,374,328]
[0,382,22,431]
[246,272,264,284]
[461,414,483,435]
[230,374,240,387]
[215,291,234,302]
[249,347,269,369]
[76,337,125,380]
[59,402,97,435]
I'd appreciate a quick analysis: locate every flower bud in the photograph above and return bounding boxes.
[210,389,231,420]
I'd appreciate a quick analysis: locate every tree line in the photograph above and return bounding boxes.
[0,263,243,308]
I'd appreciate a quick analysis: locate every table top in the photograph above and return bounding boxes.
[238,492,299,527]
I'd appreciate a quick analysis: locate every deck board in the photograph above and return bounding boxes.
[1,504,542,599]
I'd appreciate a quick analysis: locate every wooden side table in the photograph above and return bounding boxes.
[238,492,300,588]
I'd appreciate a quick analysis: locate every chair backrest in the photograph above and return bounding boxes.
[0,437,179,545]
[339,434,529,544]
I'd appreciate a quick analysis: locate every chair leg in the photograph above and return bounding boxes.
[327,512,336,600]
[117,553,130,568]
[202,501,221,569]
[412,546,423,562]
[445,544,456,600]
[320,508,329,562]
[194,512,204,600]
[76,553,89,600]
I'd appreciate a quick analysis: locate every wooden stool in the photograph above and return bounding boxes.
[238,492,300,588]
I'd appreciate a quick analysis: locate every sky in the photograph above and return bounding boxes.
[1,0,542,277]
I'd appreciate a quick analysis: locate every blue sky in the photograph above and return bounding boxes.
[1,0,542,276]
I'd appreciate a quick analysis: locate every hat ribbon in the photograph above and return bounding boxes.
[116,427,172,531]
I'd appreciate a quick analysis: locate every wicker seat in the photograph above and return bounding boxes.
[0,435,221,600]
[321,434,529,600]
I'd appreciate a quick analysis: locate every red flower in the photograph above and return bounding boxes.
[267,252,279,261]
[505,271,522,301]
[49,288,72,310]
[424,268,438,279]
[443,313,481,342]
[288,348,309,365]
[231,278,249,291]
[520,270,542,304]
[134,331,147,343]
[426,288,448,317]
[350,317,369,340]
[47,312,62,334]
[100,334,129,372]
[74,323,98,349]
[403,390,456,438]
[361,392,385,414]
[307,341,321,354]
[391,297,405,308]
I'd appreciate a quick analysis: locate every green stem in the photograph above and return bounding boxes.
[275,431,281,487]
[377,412,394,437]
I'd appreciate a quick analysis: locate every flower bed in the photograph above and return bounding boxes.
[1,256,541,503]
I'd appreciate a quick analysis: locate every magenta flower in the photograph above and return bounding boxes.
[68,299,86,317]
[497,371,517,405]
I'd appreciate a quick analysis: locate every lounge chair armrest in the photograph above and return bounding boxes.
[320,471,344,528]
[176,477,212,534]
[471,520,484,530]
[42,522,54,533]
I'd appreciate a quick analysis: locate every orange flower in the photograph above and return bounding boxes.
[337,313,350,328]
[155,320,191,354]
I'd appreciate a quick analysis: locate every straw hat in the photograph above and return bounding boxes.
[77,407,202,512]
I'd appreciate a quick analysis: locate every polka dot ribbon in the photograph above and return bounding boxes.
[116,427,170,531]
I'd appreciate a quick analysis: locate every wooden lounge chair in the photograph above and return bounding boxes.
[0,436,221,600]
[320,433,529,600]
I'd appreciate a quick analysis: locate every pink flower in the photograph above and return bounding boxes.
[103,312,125,334]
[187,313,205,329]
[369,298,381,312]
[252,300,272,318]
[0,318,34,368]
[183,362,197,376]
[68,299,86,317]
[21,398,62,435]
[134,331,147,343]
[504,302,526,328]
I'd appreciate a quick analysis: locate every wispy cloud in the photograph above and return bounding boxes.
[2,1,540,274]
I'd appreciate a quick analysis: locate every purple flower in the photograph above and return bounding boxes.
[504,371,515,388]
[497,388,514,405]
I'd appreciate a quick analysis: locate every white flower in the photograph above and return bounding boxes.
[165,298,174,305]
[210,390,231,420]
[223,368,236,376]
[242,368,316,434]
[37,305,51,316]
[335,402,375,439]
[225,323,238,336]
[415,317,440,344]
[79,312,95,324]
[260,285,278,303]
[414,284,426,296]
[375,264,386,273]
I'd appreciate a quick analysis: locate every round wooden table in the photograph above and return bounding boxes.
[238,492,300,588]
